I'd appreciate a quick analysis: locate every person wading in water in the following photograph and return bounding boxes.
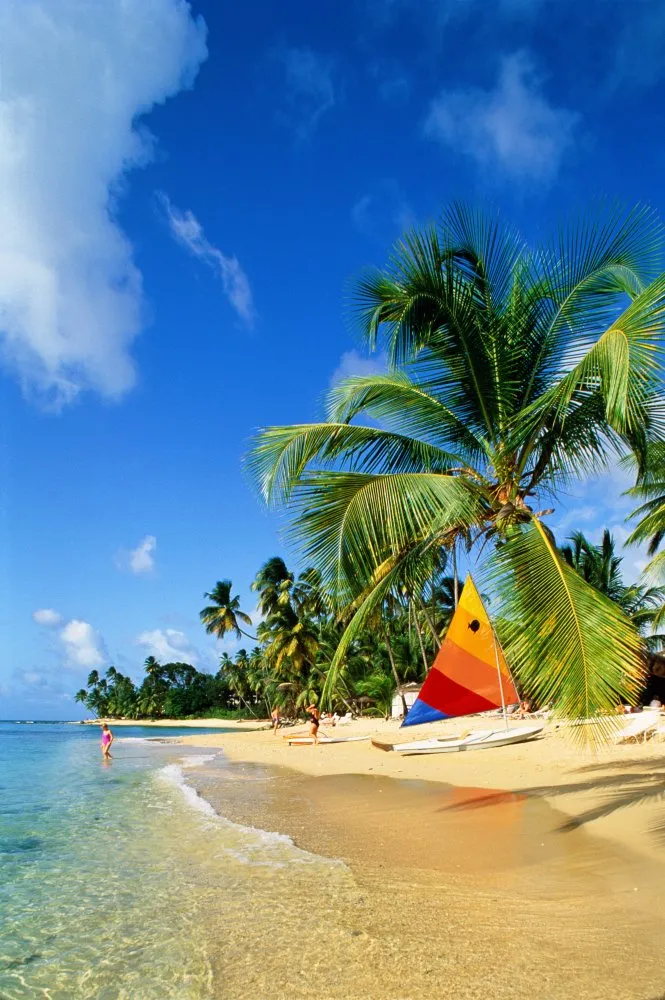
[100,723,114,759]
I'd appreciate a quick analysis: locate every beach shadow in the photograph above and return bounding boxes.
[437,759,665,847]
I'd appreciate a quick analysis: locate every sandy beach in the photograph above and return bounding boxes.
[82,717,261,729]
[179,714,665,863]
[174,717,665,999]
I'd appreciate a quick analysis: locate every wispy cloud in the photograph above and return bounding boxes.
[125,534,157,575]
[115,534,157,574]
[32,608,63,628]
[136,627,201,665]
[424,52,578,183]
[275,46,337,139]
[0,0,207,406]
[159,194,255,326]
[331,349,388,387]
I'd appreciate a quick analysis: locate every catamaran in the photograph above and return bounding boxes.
[372,576,543,754]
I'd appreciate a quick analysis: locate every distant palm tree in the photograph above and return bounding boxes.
[252,558,294,617]
[627,442,665,577]
[74,689,88,711]
[562,528,665,647]
[200,579,256,641]
[560,530,625,603]
[250,203,665,722]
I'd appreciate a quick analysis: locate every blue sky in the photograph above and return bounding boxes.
[2,0,664,717]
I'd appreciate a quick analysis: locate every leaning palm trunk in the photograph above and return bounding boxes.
[383,622,407,716]
[418,598,442,650]
[410,601,430,676]
[248,203,664,733]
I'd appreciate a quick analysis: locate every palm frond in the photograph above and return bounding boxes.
[247,421,465,505]
[286,471,483,606]
[327,372,487,462]
[485,519,644,736]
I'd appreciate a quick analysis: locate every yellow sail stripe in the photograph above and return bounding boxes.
[441,577,513,680]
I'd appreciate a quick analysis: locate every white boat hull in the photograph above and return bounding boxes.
[287,735,370,746]
[396,725,544,755]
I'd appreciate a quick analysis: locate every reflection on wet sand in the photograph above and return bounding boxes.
[190,757,665,1000]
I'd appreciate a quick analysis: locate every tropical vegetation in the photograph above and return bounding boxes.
[249,203,665,722]
[74,204,665,724]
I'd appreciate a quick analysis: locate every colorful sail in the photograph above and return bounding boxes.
[402,575,518,727]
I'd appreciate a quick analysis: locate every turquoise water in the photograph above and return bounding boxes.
[0,722,354,999]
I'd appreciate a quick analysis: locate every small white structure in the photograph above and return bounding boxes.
[391,683,422,720]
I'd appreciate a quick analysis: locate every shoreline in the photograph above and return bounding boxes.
[82,717,263,729]
[178,715,665,865]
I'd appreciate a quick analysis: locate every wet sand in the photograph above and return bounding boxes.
[187,753,665,1000]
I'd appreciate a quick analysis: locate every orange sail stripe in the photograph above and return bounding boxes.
[431,639,518,705]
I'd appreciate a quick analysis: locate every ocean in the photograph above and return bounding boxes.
[0,721,355,1000]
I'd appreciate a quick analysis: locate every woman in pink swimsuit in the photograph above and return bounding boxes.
[100,723,114,758]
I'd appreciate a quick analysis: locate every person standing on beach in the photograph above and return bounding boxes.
[271,706,280,734]
[100,723,114,758]
[306,704,320,745]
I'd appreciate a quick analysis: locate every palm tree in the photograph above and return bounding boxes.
[74,689,89,712]
[562,528,665,648]
[249,203,665,723]
[627,441,665,577]
[200,579,256,641]
[560,530,625,603]
[252,558,294,617]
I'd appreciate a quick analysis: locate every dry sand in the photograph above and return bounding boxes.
[82,717,260,729]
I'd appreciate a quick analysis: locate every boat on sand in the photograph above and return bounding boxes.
[372,725,543,754]
[377,575,544,755]
[286,734,370,746]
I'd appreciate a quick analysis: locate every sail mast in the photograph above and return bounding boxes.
[491,625,509,732]
[477,587,510,732]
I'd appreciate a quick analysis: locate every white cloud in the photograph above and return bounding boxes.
[32,608,63,628]
[331,349,388,386]
[129,535,157,575]
[276,46,336,139]
[424,52,578,183]
[159,194,255,326]
[59,619,106,670]
[0,0,207,406]
[136,627,200,664]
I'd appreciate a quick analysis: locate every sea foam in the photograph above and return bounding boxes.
[158,761,335,868]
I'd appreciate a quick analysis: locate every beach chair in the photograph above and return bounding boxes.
[335,712,353,726]
[613,710,660,744]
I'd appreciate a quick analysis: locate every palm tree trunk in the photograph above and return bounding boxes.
[419,599,441,650]
[411,602,430,676]
[452,546,459,608]
[234,686,258,717]
[383,622,407,717]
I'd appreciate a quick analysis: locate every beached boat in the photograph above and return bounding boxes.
[374,725,543,755]
[286,734,370,746]
[377,575,545,754]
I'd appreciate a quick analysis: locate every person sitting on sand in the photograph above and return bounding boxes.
[515,700,532,719]
[271,706,281,734]
[306,704,320,745]
[100,723,114,758]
